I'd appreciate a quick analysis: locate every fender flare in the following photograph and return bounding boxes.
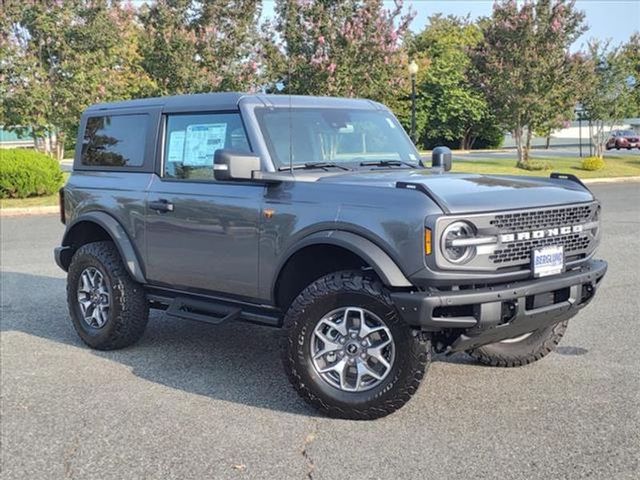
[61,212,146,284]
[273,230,412,296]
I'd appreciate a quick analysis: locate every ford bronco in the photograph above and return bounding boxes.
[55,93,607,419]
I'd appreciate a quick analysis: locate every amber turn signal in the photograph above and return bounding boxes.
[424,228,432,255]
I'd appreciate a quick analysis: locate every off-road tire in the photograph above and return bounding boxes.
[467,320,569,367]
[282,271,431,420]
[67,241,149,350]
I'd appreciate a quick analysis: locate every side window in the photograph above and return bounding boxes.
[82,114,148,167]
[163,112,251,180]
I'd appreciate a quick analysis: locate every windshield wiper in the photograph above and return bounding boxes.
[359,159,419,168]
[278,162,352,171]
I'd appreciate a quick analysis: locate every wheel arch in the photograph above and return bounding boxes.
[272,231,412,310]
[59,212,146,283]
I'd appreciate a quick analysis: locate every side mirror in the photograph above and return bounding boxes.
[432,146,452,172]
[214,149,261,181]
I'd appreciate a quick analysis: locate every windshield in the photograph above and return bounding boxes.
[255,107,421,169]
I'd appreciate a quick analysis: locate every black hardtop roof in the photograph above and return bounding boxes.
[84,92,385,113]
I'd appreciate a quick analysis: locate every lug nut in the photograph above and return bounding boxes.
[350,333,357,339]
[360,353,367,359]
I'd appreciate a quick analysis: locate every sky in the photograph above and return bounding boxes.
[261,0,640,50]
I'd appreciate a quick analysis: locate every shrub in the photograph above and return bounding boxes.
[0,149,64,199]
[581,156,605,171]
[517,159,551,171]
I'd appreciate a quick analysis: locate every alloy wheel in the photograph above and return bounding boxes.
[77,267,111,329]
[310,307,395,392]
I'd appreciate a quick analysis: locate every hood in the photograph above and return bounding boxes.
[316,170,594,214]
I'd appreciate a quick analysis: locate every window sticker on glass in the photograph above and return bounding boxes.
[183,124,227,166]
[167,131,185,163]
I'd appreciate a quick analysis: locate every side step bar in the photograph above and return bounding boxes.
[147,290,282,327]
[166,297,241,325]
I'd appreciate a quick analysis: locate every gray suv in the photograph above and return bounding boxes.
[55,93,607,419]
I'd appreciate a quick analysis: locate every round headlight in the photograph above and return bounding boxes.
[441,221,476,264]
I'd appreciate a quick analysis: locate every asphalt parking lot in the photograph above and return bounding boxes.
[1,183,639,480]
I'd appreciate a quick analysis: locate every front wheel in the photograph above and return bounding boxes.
[282,271,431,420]
[467,320,568,367]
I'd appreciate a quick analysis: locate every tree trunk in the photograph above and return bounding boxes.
[591,120,604,159]
[56,131,65,161]
[461,128,472,150]
[545,135,551,150]
[524,128,533,163]
[516,126,533,169]
[514,126,524,166]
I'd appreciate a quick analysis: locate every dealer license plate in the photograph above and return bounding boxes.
[532,245,564,278]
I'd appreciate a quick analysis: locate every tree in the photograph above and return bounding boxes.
[408,14,497,149]
[580,40,636,158]
[621,33,640,117]
[473,0,586,168]
[139,0,262,95]
[262,0,414,105]
[1,0,155,159]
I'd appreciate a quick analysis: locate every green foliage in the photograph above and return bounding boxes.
[474,1,587,164]
[0,149,64,199]
[473,123,505,150]
[517,159,552,171]
[580,41,637,158]
[1,0,638,164]
[263,0,413,104]
[581,156,605,171]
[139,0,261,95]
[621,33,640,117]
[1,0,157,159]
[408,15,497,149]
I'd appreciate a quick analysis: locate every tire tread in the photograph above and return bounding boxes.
[67,241,148,350]
[282,271,430,420]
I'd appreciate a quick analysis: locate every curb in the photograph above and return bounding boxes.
[582,176,640,184]
[0,206,59,217]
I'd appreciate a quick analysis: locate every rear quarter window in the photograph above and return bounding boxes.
[81,114,148,167]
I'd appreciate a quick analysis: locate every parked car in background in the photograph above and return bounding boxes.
[606,129,640,150]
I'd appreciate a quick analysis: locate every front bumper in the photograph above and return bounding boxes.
[391,259,607,352]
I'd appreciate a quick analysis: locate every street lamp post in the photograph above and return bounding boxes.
[408,60,419,144]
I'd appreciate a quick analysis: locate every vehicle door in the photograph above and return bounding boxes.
[144,111,264,299]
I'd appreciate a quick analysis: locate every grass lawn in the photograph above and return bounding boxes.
[450,153,640,178]
[0,193,60,209]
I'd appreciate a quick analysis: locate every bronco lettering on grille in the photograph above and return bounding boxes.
[499,225,584,243]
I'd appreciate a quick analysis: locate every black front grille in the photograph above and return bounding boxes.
[490,205,594,232]
[488,203,598,267]
[490,233,591,264]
